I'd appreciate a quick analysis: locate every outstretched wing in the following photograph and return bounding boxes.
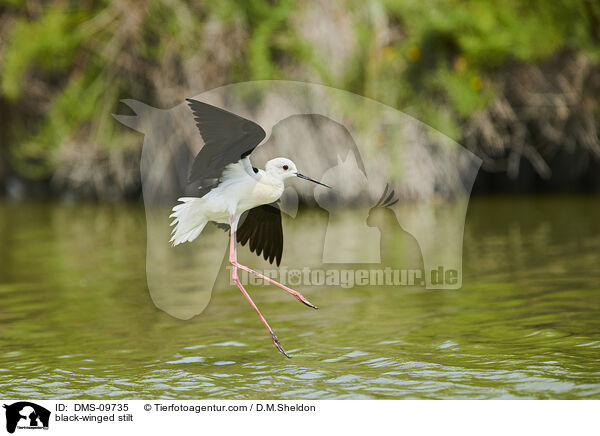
[186,98,266,184]
[237,203,283,266]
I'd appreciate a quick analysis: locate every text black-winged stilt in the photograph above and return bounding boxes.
[170,99,331,357]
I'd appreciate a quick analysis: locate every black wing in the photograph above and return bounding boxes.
[186,98,266,184]
[237,203,283,266]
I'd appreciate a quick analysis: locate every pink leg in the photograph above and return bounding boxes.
[234,263,318,309]
[229,215,290,358]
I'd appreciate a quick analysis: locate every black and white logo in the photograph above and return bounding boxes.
[3,402,50,434]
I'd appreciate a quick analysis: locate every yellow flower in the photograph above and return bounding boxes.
[407,46,421,62]
[469,76,483,91]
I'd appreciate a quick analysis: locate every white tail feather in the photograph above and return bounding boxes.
[170,197,208,245]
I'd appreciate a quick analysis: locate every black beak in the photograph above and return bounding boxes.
[296,173,332,189]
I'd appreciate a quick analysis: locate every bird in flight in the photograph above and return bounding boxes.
[170,98,332,357]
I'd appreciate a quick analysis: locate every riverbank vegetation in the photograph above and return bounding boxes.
[1,0,599,199]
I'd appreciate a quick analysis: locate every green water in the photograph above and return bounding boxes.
[0,197,598,399]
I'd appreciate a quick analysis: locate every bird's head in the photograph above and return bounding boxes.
[265,157,332,188]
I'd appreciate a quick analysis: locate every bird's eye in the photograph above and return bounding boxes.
[283,165,289,171]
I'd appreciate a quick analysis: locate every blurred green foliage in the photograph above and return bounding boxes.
[0,0,598,180]
[377,0,599,131]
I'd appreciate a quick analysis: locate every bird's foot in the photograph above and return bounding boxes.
[271,332,291,358]
[294,293,319,310]
[279,283,318,309]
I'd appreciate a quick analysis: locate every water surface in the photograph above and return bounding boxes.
[0,197,598,399]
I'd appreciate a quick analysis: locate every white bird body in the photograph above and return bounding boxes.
[170,157,290,245]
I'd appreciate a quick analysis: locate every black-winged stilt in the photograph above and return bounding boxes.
[170,99,331,357]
